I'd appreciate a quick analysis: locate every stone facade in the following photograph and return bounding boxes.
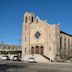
[60,31,72,60]
[22,12,72,62]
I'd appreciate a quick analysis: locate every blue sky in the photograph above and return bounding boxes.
[0,0,72,45]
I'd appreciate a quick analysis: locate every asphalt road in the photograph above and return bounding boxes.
[0,61,72,72]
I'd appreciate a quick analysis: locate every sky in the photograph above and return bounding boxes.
[0,0,72,45]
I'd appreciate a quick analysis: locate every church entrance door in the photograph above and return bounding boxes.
[35,46,39,54]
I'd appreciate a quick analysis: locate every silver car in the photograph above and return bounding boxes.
[28,57,37,63]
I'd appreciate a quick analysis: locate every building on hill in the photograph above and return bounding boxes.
[22,12,72,62]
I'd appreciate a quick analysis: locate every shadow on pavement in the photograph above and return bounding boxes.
[0,63,26,72]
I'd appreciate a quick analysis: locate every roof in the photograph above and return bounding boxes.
[60,31,72,37]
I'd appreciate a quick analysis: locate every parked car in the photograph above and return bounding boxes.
[2,55,10,60]
[13,56,21,61]
[28,57,36,63]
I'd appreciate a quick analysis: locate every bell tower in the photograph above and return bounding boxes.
[22,12,36,59]
[24,12,36,24]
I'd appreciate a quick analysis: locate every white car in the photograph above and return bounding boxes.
[28,57,36,63]
[2,55,10,60]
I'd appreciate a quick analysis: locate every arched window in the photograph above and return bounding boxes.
[68,39,70,48]
[60,37,62,49]
[32,17,33,22]
[64,38,66,49]
[25,16,27,23]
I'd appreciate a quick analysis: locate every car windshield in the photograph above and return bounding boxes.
[29,58,34,59]
[14,56,18,57]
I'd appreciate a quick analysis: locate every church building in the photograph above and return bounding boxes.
[22,12,72,62]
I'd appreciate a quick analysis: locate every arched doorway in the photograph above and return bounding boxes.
[35,46,39,54]
[31,47,34,54]
[40,46,43,55]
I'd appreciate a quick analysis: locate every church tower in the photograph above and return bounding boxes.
[22,12,36,59]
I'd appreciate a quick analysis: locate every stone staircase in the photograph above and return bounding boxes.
[22,54,52,63]
[42,55,54,62]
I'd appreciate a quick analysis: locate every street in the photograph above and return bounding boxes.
[0,61,72,72]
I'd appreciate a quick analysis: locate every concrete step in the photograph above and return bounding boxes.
[22,54,49,63]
